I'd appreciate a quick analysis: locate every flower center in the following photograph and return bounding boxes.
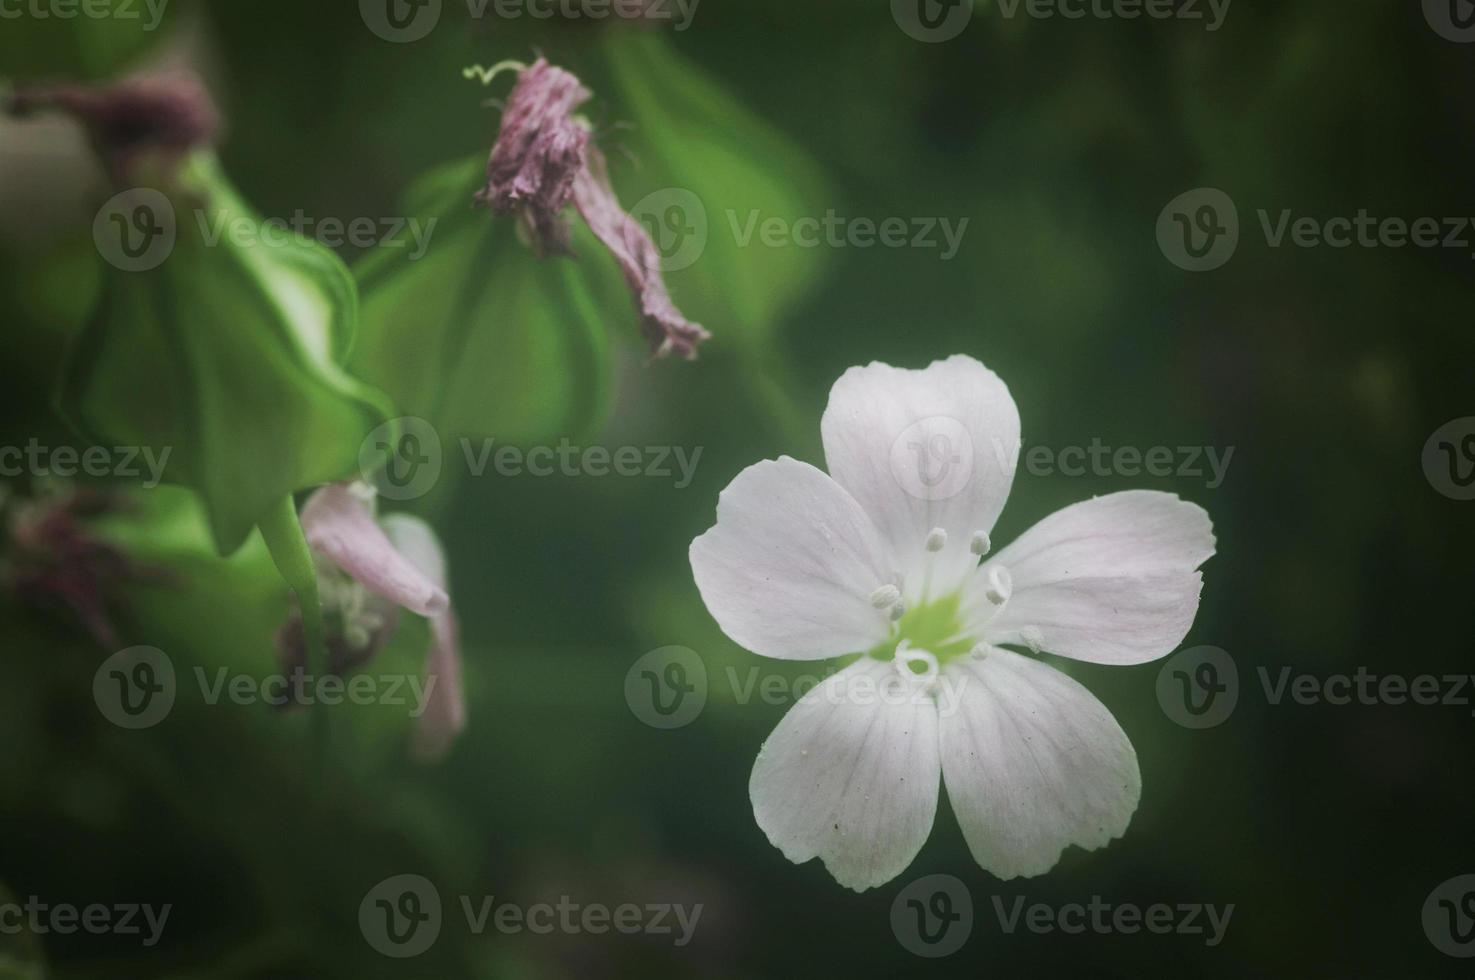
[868,591,976,665]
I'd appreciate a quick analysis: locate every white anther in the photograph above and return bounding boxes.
[870,584,902,609]
[925,527,948,552]
[970,531,991,556]
[970,642,990,660]
[985,565,1013,605]
[348,480,378,503]
[1019,626,1044,654]
[894,641,940,686]
[890,601,907,622]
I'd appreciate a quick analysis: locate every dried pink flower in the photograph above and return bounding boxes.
[1,486,166,648]
[6,71,219,183]
[475,58,709,360]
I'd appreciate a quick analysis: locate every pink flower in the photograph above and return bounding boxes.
[279,483,465,761]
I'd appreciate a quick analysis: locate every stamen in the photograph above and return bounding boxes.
[345,622,372,651]
[970,531,991,556]
[925,527,947,552]
[870,584,902,609]
[890,601,906,622]
[970,642,990,660]
[1020,626,1044,654]
[894,641,940,686]
[985,565,1013,605]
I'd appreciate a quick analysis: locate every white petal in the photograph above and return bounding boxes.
[382,514,466,762]
[821,356,1020,602]
[381,512,449,590]
[939,650,1139,880]
[975,490,1215,665]
[750,657,941,892]
[690,457,895,661]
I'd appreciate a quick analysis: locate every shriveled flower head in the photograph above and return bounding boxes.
[475,59,591,253]
[6,70,219,183]
[475,58,709,360]
[0,484,165,648]
[690,355,1216,890]
[277,483,465,761]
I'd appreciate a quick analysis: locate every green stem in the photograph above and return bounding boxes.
[258,494,329,754]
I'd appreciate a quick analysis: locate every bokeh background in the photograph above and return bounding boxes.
[2,1,1474,976]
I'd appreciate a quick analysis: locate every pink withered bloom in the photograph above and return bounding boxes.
[475,58,709,360]
[277,483,465,761]
[0,485,165,648]
[6,70,219,184]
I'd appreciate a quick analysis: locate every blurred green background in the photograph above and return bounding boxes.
[2,1,1474,976]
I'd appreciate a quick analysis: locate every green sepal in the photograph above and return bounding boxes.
[58,153,396,556]
[351,155,616,446]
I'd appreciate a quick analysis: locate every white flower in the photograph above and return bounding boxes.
[689,355,1215,891]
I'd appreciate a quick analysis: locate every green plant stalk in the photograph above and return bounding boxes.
[257,494,328,751]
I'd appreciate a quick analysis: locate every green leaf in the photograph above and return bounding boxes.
[59,154,395,555]
[352,156,615,446]
[595,31,833,346]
